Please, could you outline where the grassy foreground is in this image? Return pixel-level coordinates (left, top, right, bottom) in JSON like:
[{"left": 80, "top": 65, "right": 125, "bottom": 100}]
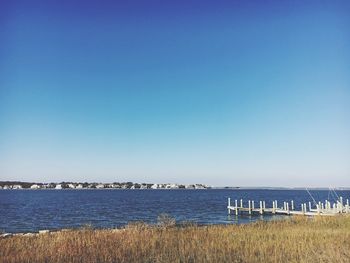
[{"left": 1, "top": 216, "right": 350, "bottom": 263}]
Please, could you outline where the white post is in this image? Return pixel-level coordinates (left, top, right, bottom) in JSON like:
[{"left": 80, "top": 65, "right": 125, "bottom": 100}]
[
  {"left": 228, "top": 198, "right": 231, "bottom": 214},
  {"left": 340, "top": 197, "right": 343, "bottom": 213},
  {"left": 259, "top": 201, "right": 263, "bottom": 214},
  {"left": 240, "top": 199, "right": 243, "bottom": 208},
  {"left": 272, "top": 201, "right": 276, "bottom": 214},
  {"left": 263, "top": 201, "right": 266, "bottom": 210},
  {"left": 275, "top": 200, "right": 278, "bottom": 209},
  {"left": 248, "top": 200, "right": 251, "bottom": 215},
  {"left": 283, "top": 202, "right": 286, "bottom": 211},
  {"left": 291, "top": 200, "right": 294, "bottom": 210},
  {"left": 346, "top": 199, "right": 349, "bottom": 213},
  {"left": 287, "top": 202, "right": 290, "bottom": 215},
  {"left": 252, "top": 200, "right": 255, "bottom": 210},
  {"left": 235, "top": 200, "right": 238, "bottom": 215},
  {"left": 308, "top": 202, "right": 312, "bottom": 211}
]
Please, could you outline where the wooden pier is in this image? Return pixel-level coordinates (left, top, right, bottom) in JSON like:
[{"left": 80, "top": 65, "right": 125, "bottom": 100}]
[{"left": 227, "top": 197, "right": 350, "bottom": 217}]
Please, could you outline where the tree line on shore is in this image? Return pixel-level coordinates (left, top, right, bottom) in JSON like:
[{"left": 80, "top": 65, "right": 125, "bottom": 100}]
[{"left": 0, "top": 181, "right": 209, "bottom": 190}]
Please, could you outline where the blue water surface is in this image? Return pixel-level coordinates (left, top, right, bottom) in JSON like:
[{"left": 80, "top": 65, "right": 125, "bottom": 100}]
[{"left": 0, "top": 189, "right": 349, "bottom": 233}]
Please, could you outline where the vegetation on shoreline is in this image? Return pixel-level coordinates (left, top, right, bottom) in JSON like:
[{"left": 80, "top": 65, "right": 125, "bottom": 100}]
[
  {"left": 0, "top": 181, "right": 208, "bottom": 190},
  {"left": 1, "top": 216, "right": 350, "bottom": 263}
]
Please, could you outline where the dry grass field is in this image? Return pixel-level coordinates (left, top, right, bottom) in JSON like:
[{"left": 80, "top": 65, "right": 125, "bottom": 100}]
[{"left": 1, "top": 215, "right": 350, "bottom": 263}]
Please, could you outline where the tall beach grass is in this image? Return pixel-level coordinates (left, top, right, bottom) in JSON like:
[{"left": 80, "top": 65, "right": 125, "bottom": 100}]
[{"left": 1, "top": 215, "right": 349, "bottom": 263}]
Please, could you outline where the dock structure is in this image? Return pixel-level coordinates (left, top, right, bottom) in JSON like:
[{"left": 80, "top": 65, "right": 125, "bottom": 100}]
[{"left": 227, "top": 197, "right": 350, "bottom": 217}]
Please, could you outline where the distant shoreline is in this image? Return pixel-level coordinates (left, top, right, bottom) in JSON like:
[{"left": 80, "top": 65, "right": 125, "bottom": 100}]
[
  {"left": 0, "top": 181, "right": 208, "bottom": 190},
  {"left": 1, "top": 181, "right": 349, "bottom": 191}
]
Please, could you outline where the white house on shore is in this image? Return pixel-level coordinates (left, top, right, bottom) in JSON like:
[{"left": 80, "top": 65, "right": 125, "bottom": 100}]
[
  {"left": 30, "top": 184, "right": 40, "bottom": 189},
  {"left": 55, "top": 184, "right": 62, "bottom": 189}
]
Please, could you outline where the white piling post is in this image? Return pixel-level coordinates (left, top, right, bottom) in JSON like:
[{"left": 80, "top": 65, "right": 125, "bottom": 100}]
[
  {"left": 228, "top": 198, "right": 231, "bottom": 214},
  {"left": 337, "top": 201, "right": 340, "bottom": 213},
  {"left": 272, "top": 201, "right": 276, "bottom": 214},
  {"left": 275, "top": 200, "right": 278, "bottom": 209},
  {"left": 308, "top": 202, "right": 312, "bottom": 211},
  {"left": 263, "top": 201, "right": 266, "bottom": 210},
  {"left": 259, "top": 201, "right": 263, "bottom": 214},
  {"left": 283, "top": 202, "right": 286, "bottom": 211},
  {"left": 248, "top": 200, "right": 251, "bottom": 215},
  {"left": 252, "top": 200, "right": 255, "bottom": 210},
  {"left": 235, "top": 200, "right": 238, "bottom": 215},
  {"left": 291, "top": 200, "right": 294, "bottom": 210},
  {"left": 287, "top": 202, "right": 290, "bottom": 215},
  {"left": 346, "top": 199, "right": 349, "bottom": 213},
  {"left": 240, "top": 199, "right": 243, "bottom": 208},
  {"left": 340, "top": 197, "right": 343, "bottom": 213}
]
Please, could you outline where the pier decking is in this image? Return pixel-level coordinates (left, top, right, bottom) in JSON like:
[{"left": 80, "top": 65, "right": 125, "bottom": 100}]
[{"left": 227, "top": 197, "right": 350, "bottom": 216}]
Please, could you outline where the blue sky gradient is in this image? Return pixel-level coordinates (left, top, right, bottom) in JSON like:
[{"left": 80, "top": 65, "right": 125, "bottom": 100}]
[{"left": 1, "top": 1, "right": 349, "bottom": 186}]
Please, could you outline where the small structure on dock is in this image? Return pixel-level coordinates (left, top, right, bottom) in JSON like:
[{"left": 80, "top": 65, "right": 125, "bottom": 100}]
[{"left": 227, "top": 197, "right": 350, "bottom": 217}]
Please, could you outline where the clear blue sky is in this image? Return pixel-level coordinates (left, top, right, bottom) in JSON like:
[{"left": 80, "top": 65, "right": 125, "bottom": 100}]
[{"left": 1, "top": 0, "right": 349, "bottom": 187}]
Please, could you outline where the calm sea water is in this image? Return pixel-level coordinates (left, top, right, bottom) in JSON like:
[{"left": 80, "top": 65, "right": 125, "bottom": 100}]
[{"left": 1, "top": 189, "right": 349, "bottom": 233}]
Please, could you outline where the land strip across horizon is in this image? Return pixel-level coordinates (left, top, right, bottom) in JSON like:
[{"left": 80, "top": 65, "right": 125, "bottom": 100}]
[{"left": 0, "top": 181, "right": 349, "bottom": 190}]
